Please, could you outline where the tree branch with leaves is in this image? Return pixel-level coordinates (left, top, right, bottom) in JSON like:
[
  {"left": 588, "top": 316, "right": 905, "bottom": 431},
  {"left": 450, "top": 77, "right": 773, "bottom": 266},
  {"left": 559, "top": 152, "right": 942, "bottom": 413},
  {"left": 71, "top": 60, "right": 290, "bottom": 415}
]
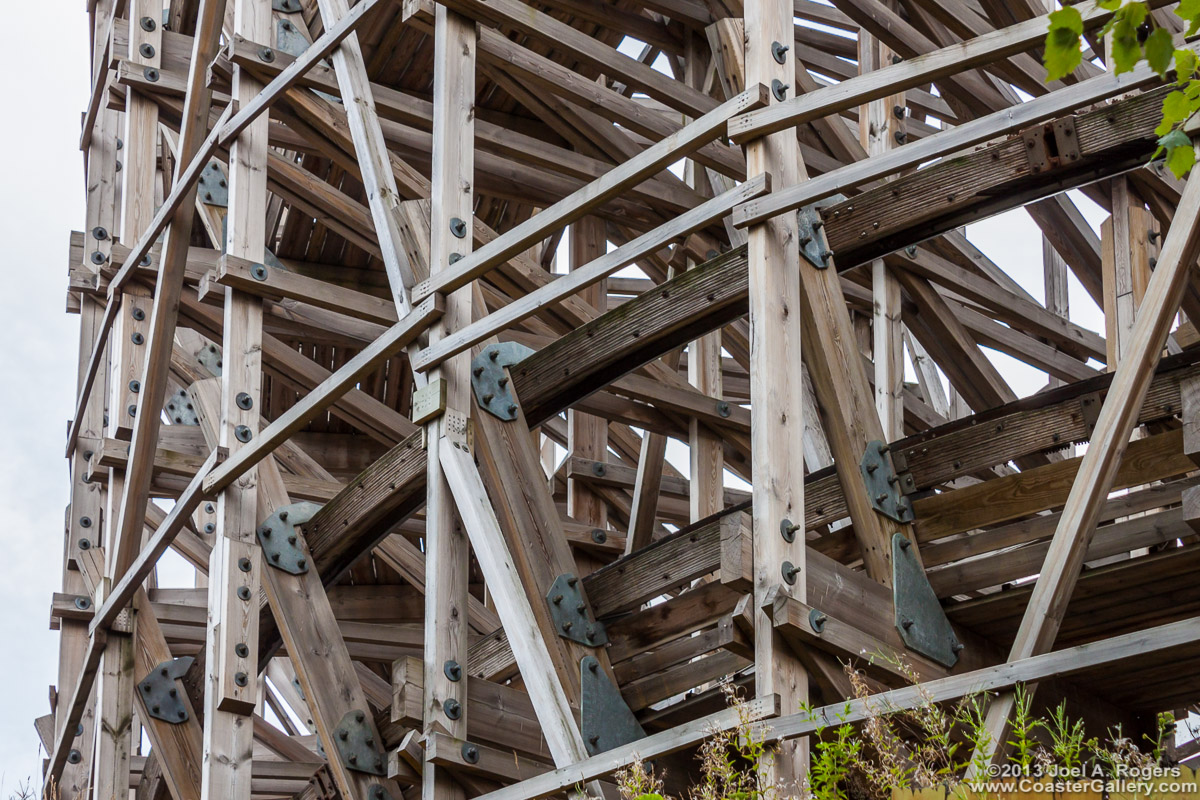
[{"left": 1046, "top": 0, "right": 1200, "bottom": 175}]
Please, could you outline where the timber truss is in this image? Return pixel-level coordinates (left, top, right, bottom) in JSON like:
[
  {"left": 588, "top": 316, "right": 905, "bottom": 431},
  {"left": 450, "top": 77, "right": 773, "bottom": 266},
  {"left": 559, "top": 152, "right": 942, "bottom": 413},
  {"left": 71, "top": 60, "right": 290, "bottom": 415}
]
[{"left": 41, "top": 0, "right": 1200, "bottom": 797}]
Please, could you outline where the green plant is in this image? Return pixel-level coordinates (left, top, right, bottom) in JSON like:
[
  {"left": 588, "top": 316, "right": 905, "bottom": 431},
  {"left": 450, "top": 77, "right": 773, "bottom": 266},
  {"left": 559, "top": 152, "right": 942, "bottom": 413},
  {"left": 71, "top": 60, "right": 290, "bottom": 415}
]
[
  {"left": 803, "top": 702, "right": 860, "bottom": 800},
  {"left": 1044, "top": 1, "right": 1200, "bottom": 177},
  {"left": 615, "top": 665, "right": 1178, "bottom": 800},
  {"left": 1006, "top": 684, "right": 1039, "bottom": 776}
]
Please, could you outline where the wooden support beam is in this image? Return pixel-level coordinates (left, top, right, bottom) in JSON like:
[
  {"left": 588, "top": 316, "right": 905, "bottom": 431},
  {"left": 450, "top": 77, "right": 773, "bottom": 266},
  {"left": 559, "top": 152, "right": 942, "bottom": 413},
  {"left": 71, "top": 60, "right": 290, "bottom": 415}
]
[
  {"left": 199, "top": 0, "right": 269, "bottom": 792},
  {"left": 969, "top": 148, "right": 1200, "bottom": 769},
  {"left": 474, "top": 615, "right": 1200, "bottom": 800},
  {"left": 421, "top": 7, "right": 476, "bottom": 800},
  {"left": 438, "top": 443, "right": 589, "bottom": 766},
  {"left": 410, "top": 86, "right": 767, "bottom": 302},
  {"left": 731, "top": 59, "right": 1179, "bottom": 231},
  {"left": 314, "top": 0, "right": 418, "bottom": 311},
  {"left": 567, "top": 215, "right": 610, "bottom": 575},
  {"left": 738, "top": 0, "right": 812, "bottom": 782}
]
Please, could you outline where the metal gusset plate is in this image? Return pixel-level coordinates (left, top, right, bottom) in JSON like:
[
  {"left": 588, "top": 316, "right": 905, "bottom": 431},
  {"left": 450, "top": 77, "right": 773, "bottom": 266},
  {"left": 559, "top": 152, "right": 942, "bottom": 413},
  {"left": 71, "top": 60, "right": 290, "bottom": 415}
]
[
  {"left": 197, "top": 161, "right": 228, "bottom": 207},
  {"left": 196, "top": 342, "right": 222, "bottom": 376},
  {"left": 276, "top": 18, "right": 309, "bottom": 57},
  {"left": 138, "top": 657, "right": 195, "bottom": 724},
  {"left": 165, "top": 388, "right": 199, "bottom": 426},
  {"left": 471, "top": 342, "right": 535, "bottom": 421},
  {"left": 860, "top": 440, "right": 913, "bottom": 523},
  {"left": 257, "top": 501, "right": 323, "bottom": 574},
  {"left": 547, "top": 573, "right": 607, "bottom": 646},
  {"left": 332, "top": 709, "right": 386, "bottom": 775},
  {"left": 893, "top": 534, "right": 962, "bottom": 668},
  {"left": 797, "top": 193, "right": 844, "bottom": 269},
  {"left": 272, "top": 0, "right": 302, "bottom": 11},
  {"left": 580, "top": 656, "right": 645, "bottom": 755}
]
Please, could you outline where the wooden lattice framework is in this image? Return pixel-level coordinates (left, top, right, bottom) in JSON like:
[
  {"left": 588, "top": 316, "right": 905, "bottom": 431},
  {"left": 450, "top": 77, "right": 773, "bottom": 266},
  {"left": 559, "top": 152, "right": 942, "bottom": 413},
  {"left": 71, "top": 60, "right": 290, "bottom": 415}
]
[{"left": 38, "top": 0, "right": 1200, "bottom": 797}]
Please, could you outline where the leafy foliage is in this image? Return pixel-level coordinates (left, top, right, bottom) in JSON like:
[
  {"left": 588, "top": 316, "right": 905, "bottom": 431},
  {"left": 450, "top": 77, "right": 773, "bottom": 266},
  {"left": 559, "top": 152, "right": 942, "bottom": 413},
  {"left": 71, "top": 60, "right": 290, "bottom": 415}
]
[
  {"left": 616, "top": 665, "right": 1179, "bottom": 800},
  {"left": 1044, "top": 1, "right": 1200, "bottom": 176}
]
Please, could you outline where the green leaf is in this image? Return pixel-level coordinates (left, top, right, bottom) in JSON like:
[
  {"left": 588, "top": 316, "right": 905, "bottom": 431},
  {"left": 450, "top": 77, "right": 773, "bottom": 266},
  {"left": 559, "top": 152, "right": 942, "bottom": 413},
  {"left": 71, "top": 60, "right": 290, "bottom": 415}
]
[
  {"left": 1144, "top": 27, "right": 1174, "bottom": 75},
  {"left": 1176, "top": 49, "right": 1198, "bottom": 85},
  {"left": 1109, "top": 18, "right": 1142, "bottom": 74},
  {"left": 1044, "top": 7, "right": 1084, "bottom": 81},
  {"left": 1157, "top": 90, "right": 1191, "bottom": 136},
  {"left": 1121, "top": 1, "right": 1149, "bottom": 28},
  {"left": 1160, "top": 129, "right": 1197, "bottom": 177},
  {"left": 1159, "top": 128, "right": 1192, "bottom": 150},
  {"left": 1167, "top": 140, "right": 1196, "bottom": 177},
  {"left": 1097, "top": 0, "right": 1122, "bottom": 9},
  {"left": 1177, "top": 0, "right": 1200, "bottom": 36}
]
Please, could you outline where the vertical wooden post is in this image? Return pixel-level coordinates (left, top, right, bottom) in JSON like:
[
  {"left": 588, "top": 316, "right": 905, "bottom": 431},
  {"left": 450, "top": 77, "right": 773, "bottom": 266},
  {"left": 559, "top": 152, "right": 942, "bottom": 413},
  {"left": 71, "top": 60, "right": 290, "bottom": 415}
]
[
  {"left": 744, "top": 0, "right": 810, "bottom": 786},
  {"left": 60, "top": 296, "right": 106, "bottom": 797},
  {"left": 686, "top": 33, "right": 724, "bottom": 524},
  {"left": 92, "top": 0, "right": 164, "bottom": 790},
  {"left": 1102, "top": 180, "right": 1154, "bottom": 368},
  {"left": 860, "top": 5, "right": 905, "bottom": 440},
  {"left": 200, "top": 1, "right": 270, "bottom": 797},
  {"left": 568, "top": 216, "right": 609, "bottom": 571},
  {"left": 423, "top": 6, "right": 476, "bottom": 800}
]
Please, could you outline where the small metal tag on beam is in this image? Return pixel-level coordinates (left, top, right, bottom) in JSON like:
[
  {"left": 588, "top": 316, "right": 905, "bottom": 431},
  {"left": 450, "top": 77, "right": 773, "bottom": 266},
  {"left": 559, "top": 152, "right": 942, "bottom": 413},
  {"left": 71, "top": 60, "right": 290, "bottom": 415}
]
[
  {"left": 581, "top": 656, "right": 645, "bottom": 755},
  {"left": 471, "top": 342, "right": 535, "bottom": 421},
  {"left": 257, "top": 501, "right": 324, "bottom": 574},
  {"left": 893, "top": 534, "right": 962, "bottom": 668},
  {"left": 412, "top": 378, "right": 447, "bottom": 425},
  {"left": 138, "top": 657, "right": 195, "bottom": 724}
]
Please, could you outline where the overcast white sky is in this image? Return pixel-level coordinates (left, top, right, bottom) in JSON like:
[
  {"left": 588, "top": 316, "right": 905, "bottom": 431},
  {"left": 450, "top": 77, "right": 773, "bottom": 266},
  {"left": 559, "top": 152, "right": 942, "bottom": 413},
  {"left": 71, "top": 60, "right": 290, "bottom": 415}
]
[
  {"left": 0, "top": 1, "right": 1122, "bottom": 794},
  {"left": 0, "top": 0, "right": 90, "bottom": 792}
]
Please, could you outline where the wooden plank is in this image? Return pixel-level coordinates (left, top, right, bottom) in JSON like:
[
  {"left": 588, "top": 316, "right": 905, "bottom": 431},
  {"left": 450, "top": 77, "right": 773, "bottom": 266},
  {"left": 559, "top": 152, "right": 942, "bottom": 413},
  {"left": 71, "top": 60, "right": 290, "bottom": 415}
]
[
  {"left": 438, "top": 443, "right": 589, "bottom": 767},
  {"left": 913, "top": 428, "right": 1192, "bottom": 543},
  {"left": 202, "top": 295, "right": 441, "bottom": 495},
  {"left": 815, "top": 85, "right": 1173, "bottom": 270},
  {"left": 731, "top": 57, "right": 1179, "bottom": 230},
  {"left": 315, "top": 0, "right": 419, "bottom": 311},
  {"left": 421, "top": 7, "right": 477, "bottom": 800},
  {"left": 729, "top": 2, "right": 1126, "bottom": 142},
  {"left": 411, "top": 86, "right": 768, "bottom": 302},
  {"left": 511, "top": 247, "right": 750, "bottom": 427},
  {"left": 412, "top": 175, "right": 768, "bottom": 372},
  {"left": 969, "top": 150, "right": 1200, "bottom": 768},
  {"left": 475, "top": 615, "right": 1199, "bottom": 800},
  {"left": 200, "top": 0, "right": 271, "bottom": 788}
]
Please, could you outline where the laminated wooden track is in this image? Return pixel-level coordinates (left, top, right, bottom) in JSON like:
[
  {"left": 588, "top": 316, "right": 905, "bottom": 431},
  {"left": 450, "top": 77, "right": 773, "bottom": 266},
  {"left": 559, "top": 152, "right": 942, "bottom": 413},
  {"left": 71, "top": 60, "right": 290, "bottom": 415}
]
[{"left": 39, "top": 0, "right": 1200, "bottom": 797}]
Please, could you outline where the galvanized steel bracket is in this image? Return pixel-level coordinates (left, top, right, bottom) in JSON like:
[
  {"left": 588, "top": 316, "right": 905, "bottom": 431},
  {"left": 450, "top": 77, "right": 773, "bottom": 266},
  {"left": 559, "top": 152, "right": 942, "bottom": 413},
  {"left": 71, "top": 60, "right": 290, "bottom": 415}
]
[
  {"left": 138, "top": 656, "right": 195, "bottom": 724},
  {"left": 798, "top": 193, "right": 844, "bottom": 269},
  {"left": 272, "top": 0, "right": 302, "bottom": 11},
  {"left": 892, "top": 534, "right": 961, "bottom": 668},
  {"left": 197, "top": 161, "right": 229, "bottom": 207},
  {"left": 471, "top": 342, "right": 534, "bottom": 421},
  {"left": 332, "top": 709, "right": 386, "bottom": 775},
  {"left": 860, "top": 440, "right": 913, "bottom": 523},
  {"left": 580, "top": 656, "right": 645, "bottom": 756},
  {"left": 257, "top": 501, "right": 323, "bottom": 575},
  {"left": 547, "top": 573, "right": 607, "bottom": 646},
  {"left": 276, "top": 18, "right": 309, "bottom": 57},
  {"left": 165, "top": 388, "right": 199, "bottom": 426},
  {"left": 196, "top": 342, "right": 222, "bottom": 377}
]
